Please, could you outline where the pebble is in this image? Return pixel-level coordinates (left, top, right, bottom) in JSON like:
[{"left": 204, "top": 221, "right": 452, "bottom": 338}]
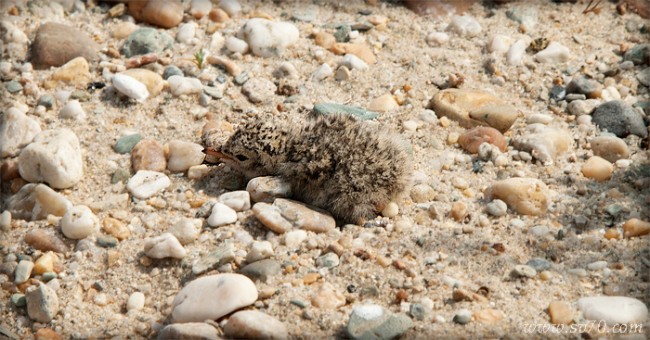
[
  {"left": 241, "top": 77, "right": 276, "bottom": 103},
  {"left": 316, "top": 252, "right": 340, "bottom": 269},
  {"left": 37, "top": 94, "right": 54, "bottom": 109},
  {"left": 163, "top": 65, "right": 183, "bottom": 80},
  {"left": 313, "top": 102, "right": 378, "bottom": 120},
  {"left": 209, "top": 8, "right": 230, "bottom": 23},
  {"left": 312, "top": 63, "right": 332, "bottom": 81},
  {"left": 347, "top": 304, "right": 413, "bottom": 340},
  {"left": 24, "top": 229, "right": 67, "bottom": 253},
  {"left": 165, "top": 140, "right": 205, "bottom": 172},
  {"left": 592, "top": 100, "right": 648, "bottom": 138},
  {"left": 567, "top": 99, "right": 599, "bottom": 116},
  {"left": 101, "top": 217, "right": 130, "bottom": 241},
  {"left": 6, "top": 80, "right": 22, "bottom": 93},
  {"left": 623, "top": 43, "right": 650, "bottom": 65},
  {"left": 112, "top": 73, "right": 149, "bottom": 102},
  {"left": 18, "top": 128, "right": 83, "bottom": 189},
  {"left": 143, "top": 233, "right": 187, "bottom": 259},
  {"left": 246, "top": 240, "right": 274, "bottom": 262},
  {"left": 577, "top": 296, "right": 648, "bottom": 324},
  {"left": 114, "top": 133, "right": 142, "bottom": 154},
  {"left": 246, "top": 176, "right": 292, "bottom": 203},
  {"left": 534, "top": 42, "right": 570, "bottom": 63},
  {"left": 284, "top": 229, "right": 307, "bottom": 248},
  {"left": 410, "top": 184, "right": 435, "bottom": 203},
  {"left": 176, "top": 23, "right": 196, "bottom": 44},
  {"left": 548, "top": 301, "right": 574, "bottom": 325},
  {"left": 50, "top": 57, "right": 90, "bottom": 86},
  {"left": 506, "top": 6, "right": 538, "bottom": 31},
  {"left": 167, "top": 75, "right": 203, "bottom": 96},
  {"left": 33, "top": 252, "right": 56, "bottom": 275},
  {"left": 598, "top": 138, "right": 628, "bottom": 162},
  {"left": 127, "top": 170, "right": 171, "bottom": 200},
  {"left": 130, "top": 0, "right": 184, "bottom": 28},
  {"left": 192, "top": 243, "right": 235, "bottom": 275},
  {"left": 637, "top": 67, "right": 650, "bottom": 86},
  {"left": 253, "top": 198, "right": 336, "bottom": 234},
  {"left": 506, "top": 39, "right": 527, "bottom": 65},
  {"left": 121, "top": 68, "right": 165, "bottom": 97},
  {"left": 111, "top": 21, "right": 138, "bottom": 39},
  {"left": 526, "top": 258, "right": 551, "bottom": 272},
  {"left": 127, "top": 292, "right": 145, "bottom": 312},
  {"left": 203, "top": 85, "right": 224, "bottom": 99},
  {"left": 219, "top": 191, "right": 251, "bottom": 211},
  {"left": 428, "top": 89, "right": 518, "bottom": 133},
  {"left": 120, "top": 28, "right": 173, "bottom": 58},
  {"left": 381, "top": 202, "right": 399, "bottom": 218},
  {"left": 453, "top": 309, "right": 473, "bottom": 324},
  {"left": 168, "top": 218, "right": 201, "bottom": 245},
  {"left": 368, "top": 94, "right": 399, "bottom": 113},
  {"left": 473, "top": 309, "right": 504, "bottom": 325},
  {"left": 486, "top": 178, "right": 549, "bottom": 216},
  {"left": 0, "top": 107, "right": 41, "bottom": 158},
  {"left": 11, "top": 294, "right": 26, "bottom": 307},
  {"left": 512, "top": 124, "right": 571, "bottom": 164},
  {"left": 511, "top": 264, "right": 537, "bottom": 278},
  {"left": 339, "top": 54, "right": 369, "bottom": 70},
  {"left": 426, "top": 32, "right": 449, "bottom": 46},
  {"left": 581, "top": 156, "right": 614, "bottom": 182},
  {"left": 623, "top": 218, "right": 650, "bottom": 238},
  {"left": 566, "top": 75, "right": 602, "bottom": 98},
  {"left": 187, "top": 164, "right": 210, "bottom": 179},
  {"left": 8, "top": 183, "right": 72, "bottom": 221},
  {"left": 240, "top": 259, "right": 282, "bottom": 282},
  {"left": 132, "top": 139, "right": 167, "bottom": 172},
  {"left": 225, "top": 36, "right": 249, "bottom": 54},
  {"left": 207, "top": 202, "right": 238, "bottom": 227},
  {"left": 14, "top": 260, "right": 34, "bottom": 284},
  {"left": 334, "top": 66, "right": 351, "bottom": 81},
  {"left": 219, "top": 0, "right": 242, "bottom": 16},
  {"left": 158, "top": 323, "right": 220, "bottom": 340},
  {"left": 486, "top": 199, "right": 507, "bottom": 217},
  {"left": 238, "top": 18, "right": 299, "bottom": 57},
  {"left": 527, "top": 114, "right": 553, "bottom": 125},
  {"left": 488, "top": 34, "right": 512, "bottom": 55},
  {"left": 224, "top": 310, "right": 288, "bottom": 339},
  {"left": 312, "top": 283, "right": 346, "bottom": 309},
  {"left": 458, "top": 126, "right": 507, "bottom": 154},
  {"left": 31, "top": 22, "right": 99, "bottom": 68},
  {"left": 61, "top": 205, "right": 98, "bottom": 239},
  {"left": 447, "top": 15, "right": 482, "bottom": 37},
  {"left": 171, "top": 273, "right": 258, "bottom": 323},
  {"left": 26, "top": 284, "right": 59, "bottom": 323},
  {"left": 587, "top": 260, "right": 608, "bottom": 270},
  {"left": 0, "top": 210, "right": 10, "bottom": 230}
]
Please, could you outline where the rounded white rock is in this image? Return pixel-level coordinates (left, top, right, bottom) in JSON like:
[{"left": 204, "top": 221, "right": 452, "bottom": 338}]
[
  {"left": 112, "top": 73, "right": 149, "bottom": 102},
  {"left": 224, "top": 310, "right": 288, "bottom": 339},
  {"left": 0, "top": 107, "right": 41, "bottom": 158},
  {"left": 59, "top": 100, "right": 86, "bottom": 121},
  {"left": 168, "top": 217, "right": 202, "bottom": 245},
  {"left": 176, "top": 23, "right": 196, "bottom": 44},
  {"left": 171, "top": 273, "right": 258, "bottom": 323},
  {"left": 238, "top": 18, "right": 299, "bottom": 57},
  {"left": 246, "top": 240, "right": 274, "bottom": 262},
  {"left": 143, "top": 233, "right": 187, "bottom": 259},
  {"left": 127, "top": 292, "right": 145, "bottom": 311},
  {"left": 127, "top": 170, "right": 171, "bottom": 200},
  {"left": 447, "top": 15, "right": 482, "bottom": 37},
  {"left": 339, "top": 54, "right": 368, "bottom": 70},
  {"left": 207, "top": 202, "right": 238, "bottom": 227},
  {"left": 577, "top": 296, "right": 648, "bottom": 325},
  {"left": 225, "top": 36, "right": 249, "bottom": 54},
  {"left": 534, "top": 42, "right": 570, "bottom": 64},
  {"left": 167, "top": 75, "right": 203, "bottom": 96},
  {"left": 218, "top": 191, "right": 251, "bottom": 212},
  {"left": 60, "top": 205, "right": 98, "bottom": 239},
  {"left": 166, "top": 140, "right": 205, "bottom": 172}
]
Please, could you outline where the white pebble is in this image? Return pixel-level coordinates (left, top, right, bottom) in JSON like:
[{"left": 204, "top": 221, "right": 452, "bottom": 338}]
[
  {"left": 339, "top": 54, "right": 368, "bottom": 70},
  {"left": 127, "top": 292, "right": 145, "bottom": 311},
  {"left": 190, "top": 0, "right": 212, "bottom": 18},
  {"left": 176, "top": 23, "right": 196, "bottom": 44},
  {"left": 488, "top": 34, "right": 512, "bottom": 55},
  {"left": 187, "top": 164, "right": 210, "bottom": 179},
  {"left": 426, "top": 32, "right": 449, "bottom": 46},
  {"left": 587, "top": 260, "right": 607, "bottom": 270},
  {"left": 534, "top": 42, "right": 570, "bottom": 64},
  {"left": 238, "top": 18, "right": 298, "bottom": 57},
  {"left": 144, "top": 233, "right": 187, "bottom": 259},
  {"left": 381, "top": 202, "right": 399, "bottom": 218},
  {"left": 225, "top": 36, "right": 249, "bottom": 54},
  {"left": 112, "top": 73, "right": 149, "bottom": 102},
  {"left": 274, "top": 62, "right": 298, "bottom": 79},
  {"left": 577, "top": 296, "right": 648, "bottom": 324},
  {"left": 402, "top": 120, "right": 418, "bottom": 131},
  {"left": 246, "top": 240, "right": 274, "bottom": 262},
  {"left": 447, "top": 15, "right": 482, "bottom": 37},
  {"left": 166, "top": 140, "right": 205, "bottom": 172},
  {"left": 246, "top": 176, "right": 292, "bottom": 203},
  {"left": 486, "top": 199, "right": 507, "bottom": 217},
  {"left": 527, "top": 114, "right": 553, "bottom": 125},
  {"left": 218, "top": 191, "right": 251, "bottom": 211},
  {"left": 18, "top": 128, "right": 83, "bottom": 189},
  {"left": 167, "top": 75, "right": 203, "bottom": 96},
  {"left": 126, "top": 170, "right": 171, "bottom": 200},
  {"left": 0, "top": 210, "right": 11, "bottom": 230},
  {"left": 207, "top": 202, "right": 238, "bottom": 227},
  {"left": 284, "top": 229, "right": 307, "bottom": 248},
  {"left": 0, "top": 107, "right": 41, "bottom": 158},
  {"left": 60, "top": 205, "right": 98, "bottom": 239},
  {"left": 168, "top": 218, "right": 202, "bottom": 245},
  {"left": 218, "top": 0, "right": 241, "bottom": 16},
  {"left": 506, "top": 39, "right": 527, "bottom": 65},
  {"left": 576, "top": 115, "right": 592, "bottom": 125},
  {"left": 311, "top": 63, "right": 332, "bottom": 81},
  {"left": 59, "top": 100, "right": 86, "bottom": 121},
  {"left": 224, "top": 310, "right": 288, "bottom": 339}
]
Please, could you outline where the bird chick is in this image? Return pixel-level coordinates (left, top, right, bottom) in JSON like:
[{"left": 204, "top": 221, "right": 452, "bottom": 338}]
[{"left": 203, "top": 114, "right": 412, "bottom": 224}]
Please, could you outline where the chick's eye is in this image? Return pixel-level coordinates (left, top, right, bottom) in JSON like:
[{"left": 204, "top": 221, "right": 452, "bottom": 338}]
[{"left": 235, "top": 154, "right": 248, "bottom": 162}]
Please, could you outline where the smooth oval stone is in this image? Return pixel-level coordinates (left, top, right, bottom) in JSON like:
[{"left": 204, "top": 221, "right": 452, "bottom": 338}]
[
  {"left": 368, "top": 94, "right": 399, "bottom": 113},
  {"left": 592, "top": 100, "right": 648, "bottom": 138},
  {"left": 167, "top": 75, "right": 203, "bottom": 96},
  {"left": 548, "top": 301, "right": 574, "bottom": 325},
  {"left": 238, "top": 18, "right": 299, "bottom": 57},
  {"left": 171, "top": 273, "right": 258, "bottom": 323},
  {"left": 240, "top": 259, "right": 281, "bottom": 282},
  {"left": 131, "top": 0, "right": 184, "bottom": 28},
  {"left": 223, "top": 310, "right": 288, "bottom": 339},
  {"left": 120, "top": 68, "right": 165, "bottom": 97},
  {"left": 252, "top": 202, "right": 293, "bottom": 233},
  {"left": 112, "top": 73, "right": 149, "bottom": 102},
  {"left": 127, "top": 170, "right": 171, "bottom": 199},
  {"left": 312, "top": 103, "right": 378, "bottom": 120},
  {"left": 31, "top": 22, "right": 99, "bottom": 68},
  {"left": 207, "top": 202, "right": 238, "bottom": 227},
  {"left": 114, "top": 133, "right": 142, "bottom": 154},
  {"left": 143, "top": 233, "right": 186, "bottom": 259},
  {"left": 486, "top": 178, "right": 549, "bottom": 216},
  {"left": 218, "top": 191, "right": 251, "bottom": 211},
  {"left": 581, "top": 156, "right": 613, "bottom": 182},
  {"left": 623, "top": 218, "right": 650, "bottom": 238},
  {"left": 458, "top": 126, "right": 507, "bottom": 154},
  {"left": 577, "top": 296, "right": 648, "bottom": 324},
  {"left": 428, "top": 89, "right": 519, "bottom": 133},
  {"left": 158, "top": 323, "right": 220, "bottom": 340},
  {"left": 127, "top": 292, "right": 145, "bottom": 311},
  {"left": 590, "top": 136, "right": 630, "bottom": 162},
  {"left": 165, "top": 140, "right": 205, "bottom": 172},
  {"left": 60, "top": 205, "right": 98, "bottom": 240},
  {"left": 132, "top": 139, "right": 166, "bottom": 172}
]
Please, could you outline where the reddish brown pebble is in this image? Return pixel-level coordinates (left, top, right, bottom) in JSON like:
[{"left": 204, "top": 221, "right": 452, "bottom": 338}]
[
  {"left": 492, "top": 243, "right": 506, "bottom": 253},
  {"left": 35, "top": 328, "right": 63, "bottom": 340},
  {"left": 604, "top": 229, "right": 620, "bottom": 240},
  {"left": 1, "top": 158, "right": 20, "bottom": 181},
  {"left": 395, "top": 289, "right": 408, "bottom": 303},
  {"left": 450, "top": 202, "right": 468, "bottom": 221},
  {"left": 623, "top": 218, "right": 650, "bottom": 238},
  {"left": 393, "top": 259, "right": 407, "bottom": 270},
  {"left": 25, "top": 229, "right": 67, "bottom": 253},
  {"left": 131, "top": 139, "right": 166, "bottom": 172},
  {"left": 126, "top": 53, "right": 158, "bottom": 69},
  {"left": 208, "top": 8, "right": 230, "bottom": 22},
  {"left": 458, "top": 126, "right": 507, "bottom": 154}
]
